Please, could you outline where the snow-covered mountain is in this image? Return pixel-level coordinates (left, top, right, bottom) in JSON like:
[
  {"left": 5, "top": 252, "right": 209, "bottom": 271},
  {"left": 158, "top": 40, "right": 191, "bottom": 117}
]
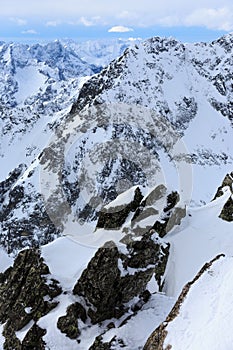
[
  {"left": 0, "top": 178, "right": 232, "bottom": 349},
  {"left": 1, "top": 34, "right": 232, "bottom": 252},
  {"left": 0, "top": 34, "right": 232, "bottom": 349},
  {"left": 62, "top": 38, "right": 141, "bottom": 67},
  {"left": 0, "top": 38, "right": 139, "bottom": 179}
]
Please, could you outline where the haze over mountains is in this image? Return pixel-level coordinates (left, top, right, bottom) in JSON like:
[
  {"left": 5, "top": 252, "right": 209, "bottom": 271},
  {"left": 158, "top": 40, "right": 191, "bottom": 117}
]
[{"left": 0, "top": 34, "right": 232, "bottom": 349}]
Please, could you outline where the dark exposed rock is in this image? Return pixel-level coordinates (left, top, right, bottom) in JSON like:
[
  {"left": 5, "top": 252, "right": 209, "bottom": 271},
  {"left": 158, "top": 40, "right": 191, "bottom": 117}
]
[
  {"left": 0, "top": 164, "right": 26, "bottom": 206},
  {"left": 96, "top": 187, "right": 143, "bottom": 230},
  {"left": 0, "top": 184, "right": 60, "bottom": 254},
  {"left": 2, "top": 321, "right": 22, "bottom": 350},
  {"left": 88, "top": 335, "right": 113, "bottom": 350},
  {"left": 212, "top": 172, "right": 233, "bottom": 222},
  {"left": 89, "top": 334, "right": 126, "bottom": 350},
  {"left": 131, "top": 290, "right": 151, "bottom": 313},
  {"left": 21, "top": 324, "right": 46, "bottom": 350},
  {"left": 220, "top": 197, "right": 233, "bottom": 222},
  {"left": 73, "top": 242, "right": 122, "bottom": 323},
  {"left": 213, "top": 172, "right": 233, "bottom": 200},
  {"left": 0, "top": 248, "right": 62, "bottom": 349},
  {"left": 124, "top": 232, "right": 168, "bottom": 273},
  {"left": 70, "top": 51, "right": 127, "bottom": 114},
  {"left": 57, "top": 302, "right": 86, "bottom": 339},
  {"left": 73, "top": 234, "right": 169, "bottom": 324},
  {"left": 132, "top": 185, "right": 166, "bottom": 224},
  {"left": 152, "top": 192, "right": 186, "bottom": 237}
]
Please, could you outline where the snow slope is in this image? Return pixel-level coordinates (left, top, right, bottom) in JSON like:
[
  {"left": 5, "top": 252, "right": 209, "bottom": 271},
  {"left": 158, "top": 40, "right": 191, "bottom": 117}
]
[
  {"left": 164, "top": 256, "right": 233, "bottom": 350},
  {"left": 73, "top": 34, "right": 233, "bottom": 206},
  {"left": 0, "top": 248, "right": 13, "bottom": 272},
  {"left": 164, "top": 187, "right": 233, "bottom": 297}
]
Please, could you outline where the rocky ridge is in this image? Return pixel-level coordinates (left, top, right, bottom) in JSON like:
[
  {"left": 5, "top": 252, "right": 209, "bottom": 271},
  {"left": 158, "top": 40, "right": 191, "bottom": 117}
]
[{"left": 0, "top": 185, "right": 175, "bottom": 349}]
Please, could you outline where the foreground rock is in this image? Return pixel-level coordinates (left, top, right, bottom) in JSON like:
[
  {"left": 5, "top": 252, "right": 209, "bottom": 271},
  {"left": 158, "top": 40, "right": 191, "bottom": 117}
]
[
  {"left": 0, "top": 183, "right": 187, "bottom": 348},
  {"left": 72, "top": 234, "right": 169, "bottom": 325},
  {"left": 0, "top": 248, "right": 62, "bottom": 349}
]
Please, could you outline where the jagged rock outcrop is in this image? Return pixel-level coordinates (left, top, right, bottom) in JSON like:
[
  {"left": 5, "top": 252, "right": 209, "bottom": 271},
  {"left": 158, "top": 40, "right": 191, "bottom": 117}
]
[
  {"left": 89, "top": 335, "right": 113, "bottom": 350},
  {"left": 88, "top": 334, "right": 127, "bottom": 350},
  {"left": 220, "top": 196, "right": 233, "bottom": 222},
  {"left": 71, "top": 232, "right": 169, "bottom": 324},
  {"left": 0, "top": 248, "right": 62, "bottom": 349},
  {"left": 96, "top": 187, "right": 144, "bottom": 229},
  {"left": 21, "top": 324, "right": 47, "bottom": 350},
  {"left": 213, "top": 172, "right": 233, "bottom": 222},
  {"left": 55, "top": 184, "right": 185, "bottom": 342}
]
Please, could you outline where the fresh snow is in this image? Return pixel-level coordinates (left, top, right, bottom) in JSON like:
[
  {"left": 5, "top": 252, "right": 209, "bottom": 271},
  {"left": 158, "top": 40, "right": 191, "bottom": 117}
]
[
  {"left": 164, "top": 187, "right": 233, "bottom": 297},
  {"left": 0, "top": 247, "right": 13, "bottom": 272},
  {"left": 104, "top": 185, "right": 139, "bottom": 209},
  {"left": 0, "top": 34, "right": 233, "bottom": 350},
  {"left": 164, "top": 257, "right": 233, "bottom": 350},
  {"left": 41, "top": 236, "right": 97, "bottom": 290},
  {"left": 101, "top": 293, "right": 174, "bottom": 350},
  {"left": 15, "top": 65, "right": 46, "bottom": 103}
]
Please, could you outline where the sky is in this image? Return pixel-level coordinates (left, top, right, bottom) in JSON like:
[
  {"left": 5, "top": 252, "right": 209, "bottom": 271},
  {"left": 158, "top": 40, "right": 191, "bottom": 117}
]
[{"left": 0, "top": 0, "right": 233, "bottom": 43}]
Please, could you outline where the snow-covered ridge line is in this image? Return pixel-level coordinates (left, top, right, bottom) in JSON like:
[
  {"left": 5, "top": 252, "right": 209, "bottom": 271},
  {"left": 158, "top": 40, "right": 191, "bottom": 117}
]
[{"left": 144, "top": 253, "right": 225, "bottom": 350}]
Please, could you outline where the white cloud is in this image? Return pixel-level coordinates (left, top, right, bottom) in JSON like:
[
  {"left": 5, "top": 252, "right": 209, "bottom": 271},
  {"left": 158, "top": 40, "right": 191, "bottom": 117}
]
[
  {"left": 46, "top": 20, "right": 61, "bottom": 27},
  {"left": 79, "top": 17, "right": 94, "bottom": 27},
  {"left": 66, "top": 16, "right": 103, "bottom": 26},
  {"left": 21, "top": 29, "right": 38, "bottom": 35},
  {"left": 10, "top": 17, "right": 27, "bottom": 26},
  {"left": 108, "top": 26, "right": 133, "bottom": 33},
  {"left": 185, "top": 7, "right": 233, "bottom": 31},
  {"left": 2, "top": 0, "right": 233, "bottom": 32},
  {"left": 158, "top": 15, "right": 181, "bottom": 27}
]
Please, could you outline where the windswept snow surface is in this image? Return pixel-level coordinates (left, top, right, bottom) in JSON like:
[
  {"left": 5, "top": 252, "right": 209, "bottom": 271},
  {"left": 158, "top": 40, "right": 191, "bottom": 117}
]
[
  {"left": 101, "top": 293, "right": 174, "bottom": 350},
  {"left": 1, "top": 188, "right": 233, "bottom": 349},
  {"left": 164, "top": 187, "right": 233, "bottom": 297},
  {"left": 104, "top": 185, "right": 139, "bottom": 209},
  {"left": 15, "top": 65, "right": 46, "bottom": 103},
  {"left": 0, "top": 248, "right": 13, "bottom": 272},
  {"left": 164, "top": 256, "right": 233, "bottom": 350},
  {"left": 41, "top": 236, "right": 97, "bottom": 290}
]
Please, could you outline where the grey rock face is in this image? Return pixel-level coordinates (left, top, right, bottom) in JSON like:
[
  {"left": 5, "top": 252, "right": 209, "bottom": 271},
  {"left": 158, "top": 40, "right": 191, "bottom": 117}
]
[
  {"left": 57, "top": 302, "right": 87, "bottom": 339},
  {"left": 0, "top": 166, "right": 59, "bottom": 254}
]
